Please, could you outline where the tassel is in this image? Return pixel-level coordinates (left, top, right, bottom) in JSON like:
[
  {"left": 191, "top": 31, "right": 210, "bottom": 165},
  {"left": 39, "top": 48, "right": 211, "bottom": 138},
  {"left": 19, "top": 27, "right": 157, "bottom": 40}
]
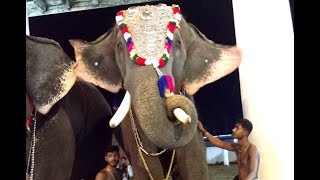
[
  {"left": 26, "top": 93, "right": 33, "bottom": 132},
  {"left": 26, "top": 117, "right": 31, "bottom": 132},
  {"left": 158, "top": 74, "right": 174, "bottom": 97}
]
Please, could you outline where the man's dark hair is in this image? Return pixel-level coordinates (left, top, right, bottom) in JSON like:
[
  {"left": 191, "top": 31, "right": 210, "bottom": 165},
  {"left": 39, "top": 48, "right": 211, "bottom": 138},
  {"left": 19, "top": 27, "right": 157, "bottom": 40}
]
[
  {"left": 105, "top": 145, "right": 119, "bottom": 155},
  {"left": 236, "top": 118, "right": 253, "bottom": 135}
]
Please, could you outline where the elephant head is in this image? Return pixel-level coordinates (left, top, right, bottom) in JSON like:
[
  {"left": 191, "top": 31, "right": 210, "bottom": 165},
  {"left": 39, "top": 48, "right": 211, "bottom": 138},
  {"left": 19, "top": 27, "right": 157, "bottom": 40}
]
[
  {"left": 26, "top": 35, "right": 77, "bottom": 114},
  {"left": 69, "top": 4, "right": 241, "bottom": 149}
]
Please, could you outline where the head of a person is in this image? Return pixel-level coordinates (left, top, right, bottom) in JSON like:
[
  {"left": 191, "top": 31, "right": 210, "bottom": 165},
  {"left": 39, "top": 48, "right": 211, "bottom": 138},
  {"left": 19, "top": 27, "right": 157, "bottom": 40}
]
[
  {"left": 232, "top": 118, "right": 253, "bottom": 139},
  {"left": 104, "top": 145, "right": 120, "bottom": 167},
  {"left": 119, "top": 156, "right": 127, "bottom": 166}
]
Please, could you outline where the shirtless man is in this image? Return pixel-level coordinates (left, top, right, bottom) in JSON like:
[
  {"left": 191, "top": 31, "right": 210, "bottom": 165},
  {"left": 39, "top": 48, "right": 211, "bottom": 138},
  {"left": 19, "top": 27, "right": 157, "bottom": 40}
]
[
  {"left": 95, "top": 145, "right": 123, "bottom": 180},
  {"left": 198, "top": 118, "right": 260, "bottom": 180}
]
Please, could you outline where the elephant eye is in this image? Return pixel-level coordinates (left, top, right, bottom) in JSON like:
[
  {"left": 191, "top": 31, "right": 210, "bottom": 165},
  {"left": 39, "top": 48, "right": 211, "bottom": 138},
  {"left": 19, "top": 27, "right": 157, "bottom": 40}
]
[
  {"left": 173, "top": 40, "right": 181, "bottom": 48},
  {"left": 93, "top": 55, "right": 103, "bottom": 67},
  {"left": 117, "top": 43, "right": 123, "bottom": 50}
]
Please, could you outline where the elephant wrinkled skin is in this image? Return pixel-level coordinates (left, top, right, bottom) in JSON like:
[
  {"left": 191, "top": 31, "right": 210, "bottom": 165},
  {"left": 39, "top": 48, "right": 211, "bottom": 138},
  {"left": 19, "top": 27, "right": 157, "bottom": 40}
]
[
  {"left": 70, "top": 4, "right": 242, "bottom": 180},
  {"left": 26, "top": 35, "right": 113, "bottom": 180}
]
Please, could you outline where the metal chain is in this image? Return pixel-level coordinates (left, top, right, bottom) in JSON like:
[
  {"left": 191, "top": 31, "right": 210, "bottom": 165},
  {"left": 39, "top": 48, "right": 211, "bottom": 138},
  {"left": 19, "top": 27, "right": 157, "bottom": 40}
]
[
  {"left": 106, "top": 167, "right": 116, "bottom": 180},
  {"left": 29, "top": 110, "right": 37, "bottom": 180},
  {"left": 26, "top": 127, "right": 33, "bottom": 174},
  {"left": 129, "top": 108, "right": 167, "bottom": 156},
  {"left": 133, "top": 123, "right": 154, "bottom": 180},
  {"left": 130, "top": 108, "right": 175, "bottom": 180}
]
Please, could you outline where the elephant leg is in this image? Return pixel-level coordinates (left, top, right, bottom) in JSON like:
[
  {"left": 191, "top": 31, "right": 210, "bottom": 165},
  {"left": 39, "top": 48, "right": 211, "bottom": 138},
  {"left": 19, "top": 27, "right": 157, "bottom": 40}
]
[
  {"left": 175, "top": 131, "right": 209, "bottom": 180},
  {"left": 26, "top": 109, "right": 75, "bottom": 180},
  {"left": 121, "top": 115, "right": 165, "bottom": 180}
]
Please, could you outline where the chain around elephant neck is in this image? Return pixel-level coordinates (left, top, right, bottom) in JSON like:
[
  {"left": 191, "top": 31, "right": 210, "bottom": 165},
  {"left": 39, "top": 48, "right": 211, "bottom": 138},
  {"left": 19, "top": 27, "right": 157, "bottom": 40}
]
[
  {"left": 130, "top": 108, "right": 175, "bottom": 180},
  {"left": 129, "top": 108, "right": 167, "bottom": 156},
  {"left": 27, "top": 110, "right": 37, "bottom": 180}
]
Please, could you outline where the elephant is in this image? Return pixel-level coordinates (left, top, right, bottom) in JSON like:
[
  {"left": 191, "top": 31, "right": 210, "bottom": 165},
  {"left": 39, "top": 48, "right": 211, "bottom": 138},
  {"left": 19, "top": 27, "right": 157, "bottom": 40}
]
[
  {"left": 69, "top": 3, "right": 242, "bottom": 180},
  {"left": 26, "top": 35, "right": 114, "bottom": 180}
]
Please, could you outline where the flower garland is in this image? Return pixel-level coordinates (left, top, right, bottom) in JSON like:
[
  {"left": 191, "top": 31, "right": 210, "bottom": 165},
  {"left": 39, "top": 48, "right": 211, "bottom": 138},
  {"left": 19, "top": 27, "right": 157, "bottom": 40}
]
[{"left": 115, "top": 4, "right": 182, "bottom": 68}]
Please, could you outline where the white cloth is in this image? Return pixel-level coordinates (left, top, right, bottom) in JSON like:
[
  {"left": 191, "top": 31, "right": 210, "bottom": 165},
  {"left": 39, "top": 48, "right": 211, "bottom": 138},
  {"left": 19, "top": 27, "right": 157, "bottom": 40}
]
[{"left": 127, "top": 165, "right": 133, "bottom": 177}]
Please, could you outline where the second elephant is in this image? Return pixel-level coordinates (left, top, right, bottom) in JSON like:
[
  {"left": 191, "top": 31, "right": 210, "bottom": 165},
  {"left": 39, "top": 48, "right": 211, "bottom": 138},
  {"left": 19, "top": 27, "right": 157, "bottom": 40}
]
[{"left": 26, "top": 35, "right": 114, "bottom": 180}]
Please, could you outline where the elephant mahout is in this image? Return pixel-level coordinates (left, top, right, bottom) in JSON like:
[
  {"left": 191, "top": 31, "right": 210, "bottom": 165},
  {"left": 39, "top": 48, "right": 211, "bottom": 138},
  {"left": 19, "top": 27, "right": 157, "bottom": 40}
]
[
  {"left": 26, "top": 35, "right": 114, "bottom": 180},
  {"left": 69, "top": 3, "right": 242, "bottom": 180}
]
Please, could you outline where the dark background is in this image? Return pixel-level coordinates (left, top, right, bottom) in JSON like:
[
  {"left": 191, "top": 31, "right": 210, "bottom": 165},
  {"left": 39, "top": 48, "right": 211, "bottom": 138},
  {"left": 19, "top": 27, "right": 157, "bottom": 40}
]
[{"left": 28, "top": 0, "right": 243, "bottom": 136}]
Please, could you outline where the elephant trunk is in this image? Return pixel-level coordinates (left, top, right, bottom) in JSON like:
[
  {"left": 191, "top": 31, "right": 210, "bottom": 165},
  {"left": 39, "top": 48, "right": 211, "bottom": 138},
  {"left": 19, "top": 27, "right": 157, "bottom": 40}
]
[{"left": 127, "top": 66, "right": 198, "bottom": 149}]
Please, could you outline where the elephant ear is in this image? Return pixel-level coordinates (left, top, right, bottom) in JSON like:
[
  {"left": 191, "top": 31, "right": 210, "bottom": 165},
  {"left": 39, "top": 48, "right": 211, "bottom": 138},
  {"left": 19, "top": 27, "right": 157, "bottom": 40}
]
[
  {"left": 181, "top": 22, "right": 242, "bottom": 95},
  {"left": 69, "top": 28, "right": 122, "bottom": 93},
  {"left": 26, "top": 35, "right": 77, "bottom": 114}
]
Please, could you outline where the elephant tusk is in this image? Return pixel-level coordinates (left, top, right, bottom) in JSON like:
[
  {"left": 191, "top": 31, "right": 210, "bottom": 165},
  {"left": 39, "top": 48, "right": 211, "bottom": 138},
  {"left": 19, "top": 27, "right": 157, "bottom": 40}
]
[
  {"left": 173, "top": 108, "right": 191, "bottom": 124},
  {"left": 109, "top": 91, "right": 131, "bottom": 128}
]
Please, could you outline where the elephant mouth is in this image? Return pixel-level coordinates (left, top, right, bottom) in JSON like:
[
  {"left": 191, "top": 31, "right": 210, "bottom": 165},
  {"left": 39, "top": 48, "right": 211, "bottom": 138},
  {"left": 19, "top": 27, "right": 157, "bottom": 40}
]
[
  {"left": 109, "top": 91, "right": 191, "bottom": 128},
  {"left": 109, "top": 89, "right": 197, "bottom": 149}
]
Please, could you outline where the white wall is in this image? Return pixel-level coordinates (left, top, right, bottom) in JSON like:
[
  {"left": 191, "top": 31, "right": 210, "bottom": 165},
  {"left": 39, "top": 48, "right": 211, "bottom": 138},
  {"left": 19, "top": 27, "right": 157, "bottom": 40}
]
[
  {"left": 232, "top": 0, "right": 294, "bottom": 179},
  {"left": 206, "top": 147, "right": 237, "bottom": 165}
]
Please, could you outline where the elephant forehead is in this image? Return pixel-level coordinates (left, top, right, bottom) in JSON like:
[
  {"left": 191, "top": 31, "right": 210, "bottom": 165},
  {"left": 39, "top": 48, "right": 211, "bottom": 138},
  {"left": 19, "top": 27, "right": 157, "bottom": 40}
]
[{"left": 122, "top": 4, "right": 175, "bottom": 60}]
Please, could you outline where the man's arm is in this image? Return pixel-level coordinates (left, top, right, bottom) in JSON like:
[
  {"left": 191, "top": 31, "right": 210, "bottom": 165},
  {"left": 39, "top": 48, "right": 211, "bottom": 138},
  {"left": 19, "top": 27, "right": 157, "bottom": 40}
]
[
  {"left": 203, "top": 130, "right": 236, "bottom": 151},
  {"left": 198, "top": 121, "right": 236, "bottom": 151},
  {"left": 245, "top": 145, "right": 260, "bottom": 180}
]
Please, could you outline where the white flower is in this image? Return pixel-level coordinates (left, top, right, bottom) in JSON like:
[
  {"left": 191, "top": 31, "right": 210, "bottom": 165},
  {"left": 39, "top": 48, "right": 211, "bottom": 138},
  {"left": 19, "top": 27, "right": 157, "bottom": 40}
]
[
  {"left": 167, "top": 30, "right": 174, "bottom": 40},
  {"left": 174, "top": 13, "right": 181, "bottom": 21},
  {"left": 115, "top": 15, "right": 123, "bottom": 22},
  {"left": 123, "top": 32, "right": 131, "bottom": 41},
  {"left": 145, "top": 58, "right": 159, "bottom": 68}
]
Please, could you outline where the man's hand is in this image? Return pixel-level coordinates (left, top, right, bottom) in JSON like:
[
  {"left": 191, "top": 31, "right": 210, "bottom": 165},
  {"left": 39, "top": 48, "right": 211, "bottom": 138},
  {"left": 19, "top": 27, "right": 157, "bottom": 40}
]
[
  {"left": 198, "top": 121, "right": 206, "bottom": 134},
  {"left": 198, "top": 120, "right": 236, "bottom": 152}
]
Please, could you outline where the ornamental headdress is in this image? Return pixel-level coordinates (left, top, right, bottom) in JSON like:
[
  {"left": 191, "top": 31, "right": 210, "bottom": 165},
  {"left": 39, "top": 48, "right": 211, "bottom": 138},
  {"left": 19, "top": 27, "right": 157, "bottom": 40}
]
[{"left": 116, "top": 4, "right": 182, "bottom": 97}]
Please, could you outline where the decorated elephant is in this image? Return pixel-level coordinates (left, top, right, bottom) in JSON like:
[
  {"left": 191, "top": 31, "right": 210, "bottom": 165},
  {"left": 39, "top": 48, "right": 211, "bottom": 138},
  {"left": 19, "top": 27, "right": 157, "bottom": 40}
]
[
  {"left": 69, "top": 3, "right": 241, "bottom": 180},
  {"left": 26, "top": 35, "right": 114, "bottom": 180}
]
